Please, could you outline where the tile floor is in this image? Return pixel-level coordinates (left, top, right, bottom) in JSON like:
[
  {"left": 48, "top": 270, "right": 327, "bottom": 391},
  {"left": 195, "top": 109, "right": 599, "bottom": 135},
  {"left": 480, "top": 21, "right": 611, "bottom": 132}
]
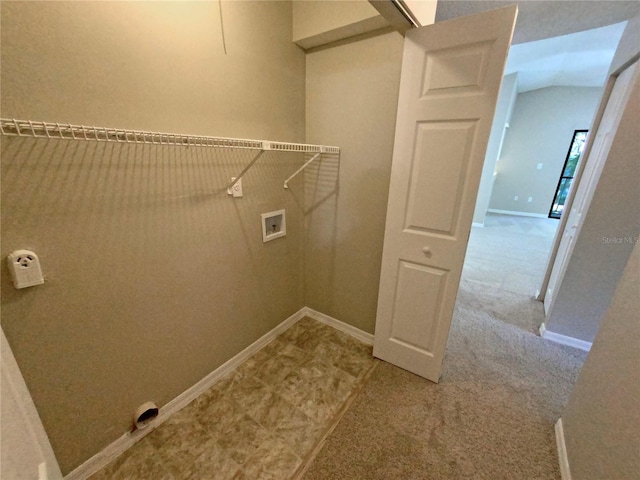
[{"left": 88, "top": 317, "right": 376, "bottom": 480}]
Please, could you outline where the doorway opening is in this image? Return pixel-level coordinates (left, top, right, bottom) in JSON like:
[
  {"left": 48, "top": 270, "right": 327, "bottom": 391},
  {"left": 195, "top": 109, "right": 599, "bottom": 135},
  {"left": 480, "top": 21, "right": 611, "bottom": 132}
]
[{"left": 458, "top": 22, "right": 624, "bottom": 340}]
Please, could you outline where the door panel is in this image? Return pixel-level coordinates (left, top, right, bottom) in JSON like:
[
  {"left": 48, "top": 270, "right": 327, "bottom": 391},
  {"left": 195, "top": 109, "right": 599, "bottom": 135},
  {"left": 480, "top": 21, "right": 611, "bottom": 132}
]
[
  {"left": 374, "top": 6, "right": 517, "bottom": 382},
  {"left": 390, "top": 261, "right": 447, "bottom": 354},
  {"left": 422, "top": 40, "right": 493, "bottom": 96},
  {"left": 405, "top": 121, "right": 477, "bottom": 236}
]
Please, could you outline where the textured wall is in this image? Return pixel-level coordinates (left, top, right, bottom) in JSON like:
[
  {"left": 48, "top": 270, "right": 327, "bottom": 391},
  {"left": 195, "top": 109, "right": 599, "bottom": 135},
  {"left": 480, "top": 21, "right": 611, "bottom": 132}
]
[
  {"left": 304, "top": 31, "right": 404, "bottom": 334},
  {"left": 1, "top": 1, "right": 305, "bottom": 474},
  {"left": 562, "top": 241, "right": 640, "bottom": 479},
  {"left": 489, "top": 86, "right": 602, "bottom": 215}
]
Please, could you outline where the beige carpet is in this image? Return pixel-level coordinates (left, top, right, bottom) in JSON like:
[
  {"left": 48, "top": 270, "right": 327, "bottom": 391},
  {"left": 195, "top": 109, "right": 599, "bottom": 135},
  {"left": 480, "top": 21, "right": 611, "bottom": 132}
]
[{"left": 302, "top": 215, "right": 587, "bottom": 479}]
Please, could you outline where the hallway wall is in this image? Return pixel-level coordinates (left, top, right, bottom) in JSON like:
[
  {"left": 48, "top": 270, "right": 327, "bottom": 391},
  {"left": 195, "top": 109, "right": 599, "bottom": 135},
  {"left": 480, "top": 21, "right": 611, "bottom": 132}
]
[{"left": 562, "top": 241, "right": 640, "bottom": 479}]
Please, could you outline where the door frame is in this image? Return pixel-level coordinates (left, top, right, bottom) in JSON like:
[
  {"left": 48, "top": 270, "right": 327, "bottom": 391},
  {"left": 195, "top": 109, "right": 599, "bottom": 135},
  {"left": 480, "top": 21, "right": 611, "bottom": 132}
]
[
  {"left": 1, "top": 327, "right": 63, "bottom": 480},
  {"left": 537, "top": 16, "right": 640, "bottom": 304}
]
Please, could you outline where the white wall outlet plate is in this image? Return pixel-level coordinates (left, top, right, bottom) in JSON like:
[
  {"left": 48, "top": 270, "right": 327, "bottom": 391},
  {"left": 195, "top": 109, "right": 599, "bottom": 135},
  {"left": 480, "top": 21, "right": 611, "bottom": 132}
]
[
  {"left": 261, "top": 210, "right": 286, "bottom": 243},
  {"left": 7, "top": 250, "right": 44, "bottom": 289},
  {"left": 227, "top": 177, "right": 243, "bottom": 197}
]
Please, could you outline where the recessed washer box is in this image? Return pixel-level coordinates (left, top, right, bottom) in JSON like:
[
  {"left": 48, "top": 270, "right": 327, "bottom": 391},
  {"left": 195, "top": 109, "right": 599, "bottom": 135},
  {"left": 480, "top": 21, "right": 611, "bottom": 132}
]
[{"left": 261, "top": 209, "right": 286, "bottom": 243}]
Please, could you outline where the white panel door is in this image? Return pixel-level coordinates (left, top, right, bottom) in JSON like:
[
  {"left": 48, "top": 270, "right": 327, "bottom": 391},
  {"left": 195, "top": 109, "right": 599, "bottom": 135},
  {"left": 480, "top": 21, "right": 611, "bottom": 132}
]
[
  {"left": 373, "top": 6, "right": 517, "bottom": 382},
  {"left": 543, "top": 60, "right": 639, "bottom": 314}
]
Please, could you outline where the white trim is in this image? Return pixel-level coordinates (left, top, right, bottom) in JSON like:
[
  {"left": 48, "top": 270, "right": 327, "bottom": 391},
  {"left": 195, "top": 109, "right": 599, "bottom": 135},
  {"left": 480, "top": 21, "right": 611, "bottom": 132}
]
[
  {"left": 302, "top": 307, "right": 374, "bottom": 345},
  {"left": 64, "top": 307, "right": 373, "bottom": 479},
  {"left": 539, "top": 323, "right": 592, "bottom": 352},
  {"left": 543, "top": 288, "right": 553, "bottom": 315},
  {"left": 472, "top": 222, "right": 484, "bottom": 227},
  {"left": 2, "top": 328, "right": 64, "bottom": 480},
  {"left": 555, "top": 418, "right": 573, "bottom": 480},
  {"left": 487, "top": 208, "right": 548, "bottom": 218},
  {"left": 65, "top": 308, "right": 306, "bottom": 480}
]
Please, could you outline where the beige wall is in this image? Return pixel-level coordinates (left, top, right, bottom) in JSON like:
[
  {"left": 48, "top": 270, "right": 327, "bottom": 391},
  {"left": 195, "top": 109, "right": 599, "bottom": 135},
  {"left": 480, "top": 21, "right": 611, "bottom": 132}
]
[
  {"left": 292, "top": 0, "right": 388, "bottom": 49},
  {"left": 1, "top": 1, "right": 305, "bottom": 474},
  {"left": 562, "top": 241, "right": 640, "bottom": 479},
  {"left": 304, "top": 30, "right": 404, "bottom": 334},
  {"left": 473, "top": 73, "right": 518, "bottom": 225},
  {"left": 545, "top": 66, "right": 639, "bottom": 343},
  {"left": 489, "top": 86, "right": 602, "bottom": 215}
]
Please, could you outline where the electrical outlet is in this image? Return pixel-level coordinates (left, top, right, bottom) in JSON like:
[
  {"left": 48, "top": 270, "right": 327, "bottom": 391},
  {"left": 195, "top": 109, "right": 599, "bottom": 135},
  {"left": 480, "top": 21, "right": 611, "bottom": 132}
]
[
  {"left": 537, "top": 163, "right": 543, "bottom": 170},
  {"left": 7, "top": 250, "right": 44, "bottom": 289},
  {"left": 227, "top": 177, "right": 243, "bottom": 198},
  {"left": 528, "top": 197, "right": 533, "bottom": 203},
  {"left": 513, "top": 195, "right": 519, "bottom": 201}
]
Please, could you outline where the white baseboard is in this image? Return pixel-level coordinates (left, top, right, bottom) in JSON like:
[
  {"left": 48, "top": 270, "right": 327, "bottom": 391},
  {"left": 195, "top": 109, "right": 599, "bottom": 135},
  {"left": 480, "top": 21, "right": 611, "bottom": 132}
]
[
  {"left": 555, "top": 418, "right": 573, "bottom": 480},
  {"left": 539, "top": 323, "right": 592, "bottom": 352},
  {"left": 472, "top": 222, "right": 485, "bottom": 228},
  {"left": 302, "top": 307, "right": 374, "bottom": 345},
  {"left": 487, "top": 209, "right": 548, "bottom": 218},
  {"left": 65, "top": 307, "right": 372, "bottom": 479},
  {"left": 65, "top": 308, "right": 306, "bottom": 480}
]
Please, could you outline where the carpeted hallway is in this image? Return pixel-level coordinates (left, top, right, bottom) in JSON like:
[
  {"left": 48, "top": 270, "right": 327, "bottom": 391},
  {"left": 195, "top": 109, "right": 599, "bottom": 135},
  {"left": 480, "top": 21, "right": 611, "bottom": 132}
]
[{"left": 301, "top": 214, "right": 588, "bottom": 479}]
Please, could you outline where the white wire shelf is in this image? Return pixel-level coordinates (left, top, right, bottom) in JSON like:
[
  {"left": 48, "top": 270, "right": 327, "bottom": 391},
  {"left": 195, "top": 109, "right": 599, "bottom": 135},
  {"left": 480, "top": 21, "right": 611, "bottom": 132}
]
[{"left": 0, "top": 118, "right": 340, "bottom": 154}]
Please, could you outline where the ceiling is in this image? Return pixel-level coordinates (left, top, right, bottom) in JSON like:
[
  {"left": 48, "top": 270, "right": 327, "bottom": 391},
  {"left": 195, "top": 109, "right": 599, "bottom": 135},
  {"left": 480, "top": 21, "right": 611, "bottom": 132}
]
[
  {"left": 435, "top": 1, "right": 640, "bottom": 92},
  {"left": 505, "top": 21, "right": 626, "bottom": 92},
  {"left": 435, "top": 1, "right": 640, "bottom": 44}
]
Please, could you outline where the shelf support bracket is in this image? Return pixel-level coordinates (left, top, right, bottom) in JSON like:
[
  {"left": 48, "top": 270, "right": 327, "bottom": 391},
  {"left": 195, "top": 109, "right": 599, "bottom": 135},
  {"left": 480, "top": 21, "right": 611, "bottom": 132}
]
[
  {"left": 227, "top": 142, "right": 270, "bottom": 194},
  {"left": 284, "top": 152, "right": 322, "bottom": 189}
]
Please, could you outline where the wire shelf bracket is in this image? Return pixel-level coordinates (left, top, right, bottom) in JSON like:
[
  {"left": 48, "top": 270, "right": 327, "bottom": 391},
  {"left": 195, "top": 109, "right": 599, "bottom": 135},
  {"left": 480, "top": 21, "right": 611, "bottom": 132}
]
[
  {"left": 283, "top": 151, "right": 323, "bottom": 189},
  {"left": 226, "top": 146, "right": 268, "bottom": 193}
]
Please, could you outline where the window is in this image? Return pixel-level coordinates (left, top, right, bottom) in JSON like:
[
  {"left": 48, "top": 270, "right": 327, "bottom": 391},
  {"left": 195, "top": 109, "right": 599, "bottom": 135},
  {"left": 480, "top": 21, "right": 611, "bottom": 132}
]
[{"left": 549, "top": 129, "right": 588, "bottom": 219}]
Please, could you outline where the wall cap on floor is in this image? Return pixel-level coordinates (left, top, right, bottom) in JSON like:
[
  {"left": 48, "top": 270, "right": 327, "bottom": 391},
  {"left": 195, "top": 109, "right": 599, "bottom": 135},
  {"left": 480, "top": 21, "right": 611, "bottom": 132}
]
[
  {"left": 64, "top": 307, "right": 372, "bottom": 479},
  {"left": 64, "top": 308, "right": 307, "bottom": 480}
]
